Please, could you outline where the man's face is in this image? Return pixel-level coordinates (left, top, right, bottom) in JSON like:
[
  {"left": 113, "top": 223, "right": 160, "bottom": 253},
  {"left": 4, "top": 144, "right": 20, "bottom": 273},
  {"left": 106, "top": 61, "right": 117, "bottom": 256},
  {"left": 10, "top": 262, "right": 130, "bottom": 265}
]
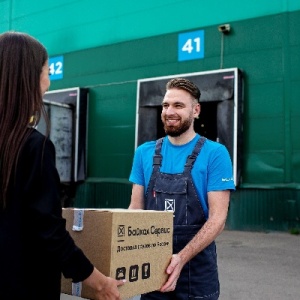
[{"left": 161, "top": 88, "right": 200, "bottom": 137}]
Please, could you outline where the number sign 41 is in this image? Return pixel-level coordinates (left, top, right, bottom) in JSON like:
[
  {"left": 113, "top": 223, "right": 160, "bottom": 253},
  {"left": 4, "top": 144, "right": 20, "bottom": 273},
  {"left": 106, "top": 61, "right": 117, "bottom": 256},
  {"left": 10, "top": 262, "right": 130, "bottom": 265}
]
[{"left": 178, "top": 30, "right": 204, "bottom": 61}]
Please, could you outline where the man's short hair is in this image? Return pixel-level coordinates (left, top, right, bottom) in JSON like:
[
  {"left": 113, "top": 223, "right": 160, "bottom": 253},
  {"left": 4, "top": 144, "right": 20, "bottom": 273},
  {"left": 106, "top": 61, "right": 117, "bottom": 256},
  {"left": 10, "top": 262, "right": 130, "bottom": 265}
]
[{"left": 166, "top": 78, "right": 201, "bottom": 102}]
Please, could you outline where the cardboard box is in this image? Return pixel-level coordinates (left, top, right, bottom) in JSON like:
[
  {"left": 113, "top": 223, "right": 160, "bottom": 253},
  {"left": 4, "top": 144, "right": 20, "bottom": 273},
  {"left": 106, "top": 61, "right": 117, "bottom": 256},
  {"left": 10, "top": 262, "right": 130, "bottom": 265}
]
[{"left": 61, "top": 208, "right": 173, "bottom": 300}]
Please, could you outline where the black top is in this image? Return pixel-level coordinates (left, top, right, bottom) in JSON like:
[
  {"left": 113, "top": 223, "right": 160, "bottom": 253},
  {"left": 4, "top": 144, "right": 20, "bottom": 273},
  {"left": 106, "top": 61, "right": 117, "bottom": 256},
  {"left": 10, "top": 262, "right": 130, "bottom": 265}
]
[{"left": 0, "top": 129, "right": 93, "bottom": 299}]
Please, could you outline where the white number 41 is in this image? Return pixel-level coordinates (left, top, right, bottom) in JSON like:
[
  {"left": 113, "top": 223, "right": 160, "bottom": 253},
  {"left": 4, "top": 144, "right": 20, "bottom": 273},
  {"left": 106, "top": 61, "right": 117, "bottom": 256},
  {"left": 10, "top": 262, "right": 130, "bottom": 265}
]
[{"left": 182, "top": 37, "right": 201, "bottom": 54}]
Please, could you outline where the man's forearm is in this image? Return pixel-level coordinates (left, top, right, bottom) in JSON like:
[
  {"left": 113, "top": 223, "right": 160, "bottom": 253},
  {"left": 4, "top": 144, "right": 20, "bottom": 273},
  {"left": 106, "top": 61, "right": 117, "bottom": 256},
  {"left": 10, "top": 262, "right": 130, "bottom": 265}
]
[{"left": 178, "top": 217, "right": 226, "bottom": 265}]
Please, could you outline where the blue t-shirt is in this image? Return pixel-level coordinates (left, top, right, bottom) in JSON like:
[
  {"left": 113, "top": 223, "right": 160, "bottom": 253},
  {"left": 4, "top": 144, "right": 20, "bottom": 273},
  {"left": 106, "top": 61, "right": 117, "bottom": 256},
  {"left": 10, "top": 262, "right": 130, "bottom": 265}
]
[{"left": 129, "top": 134, "right": 235, "bottom": 217}]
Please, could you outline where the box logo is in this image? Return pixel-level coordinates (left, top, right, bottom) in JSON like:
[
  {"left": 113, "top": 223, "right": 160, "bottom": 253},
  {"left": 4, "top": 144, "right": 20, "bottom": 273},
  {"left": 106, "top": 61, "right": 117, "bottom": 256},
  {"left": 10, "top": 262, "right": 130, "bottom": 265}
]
[
  {"left": 165, "top": 199, "right": 175, "bottom": 212},
  {"left": 118, "top": 225, "right": 125, "bottom": 237}
]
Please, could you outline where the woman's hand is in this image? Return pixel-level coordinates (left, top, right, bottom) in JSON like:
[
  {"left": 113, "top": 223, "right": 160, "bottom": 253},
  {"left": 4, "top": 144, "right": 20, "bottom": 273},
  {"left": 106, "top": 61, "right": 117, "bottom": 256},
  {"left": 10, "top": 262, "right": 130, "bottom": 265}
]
[{"left": 83, "top": 267, "right": 126, "bottom": 299}]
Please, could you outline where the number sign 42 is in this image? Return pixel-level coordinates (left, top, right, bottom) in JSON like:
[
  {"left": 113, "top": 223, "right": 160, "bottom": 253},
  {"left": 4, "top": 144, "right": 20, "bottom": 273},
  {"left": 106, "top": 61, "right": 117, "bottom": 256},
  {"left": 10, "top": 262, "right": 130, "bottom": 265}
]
[{"left": 49, "top": 56, "right": 64, "bottom": 80}]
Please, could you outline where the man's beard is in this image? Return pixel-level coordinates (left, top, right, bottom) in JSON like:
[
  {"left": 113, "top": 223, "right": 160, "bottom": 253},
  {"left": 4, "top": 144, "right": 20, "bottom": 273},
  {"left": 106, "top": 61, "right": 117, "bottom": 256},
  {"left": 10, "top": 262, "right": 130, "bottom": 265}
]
[{"left": 163, "top": 115, "right": 193, "bottom": 137}]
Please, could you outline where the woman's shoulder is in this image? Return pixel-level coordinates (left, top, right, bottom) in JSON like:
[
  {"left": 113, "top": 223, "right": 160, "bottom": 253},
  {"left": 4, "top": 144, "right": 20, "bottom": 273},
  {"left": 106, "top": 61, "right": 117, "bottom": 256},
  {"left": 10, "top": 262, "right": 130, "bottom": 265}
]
[
  {"left": 27, "top": 128, "right": 46, "bottom": 141},
  {"left": 23, "top": 129, "right": 54, "bottom": 154}
]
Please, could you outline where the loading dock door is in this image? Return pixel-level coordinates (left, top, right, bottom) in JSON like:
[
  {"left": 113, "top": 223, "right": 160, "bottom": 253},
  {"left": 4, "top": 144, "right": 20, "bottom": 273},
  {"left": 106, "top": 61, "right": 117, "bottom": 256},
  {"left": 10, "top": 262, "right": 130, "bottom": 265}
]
[
  {"left": 38, "top": 87, "right": 89, "bottom": 183},
  {"left": 136, "top": 68, "right": 243, "bottom": 186}
]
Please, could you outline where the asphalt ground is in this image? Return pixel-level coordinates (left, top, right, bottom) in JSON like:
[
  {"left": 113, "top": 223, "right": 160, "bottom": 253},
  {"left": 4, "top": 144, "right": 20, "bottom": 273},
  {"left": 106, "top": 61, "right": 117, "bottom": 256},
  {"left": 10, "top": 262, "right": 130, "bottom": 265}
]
[{"left": 61, "top": 230, "right": 300, "bottom": 300}]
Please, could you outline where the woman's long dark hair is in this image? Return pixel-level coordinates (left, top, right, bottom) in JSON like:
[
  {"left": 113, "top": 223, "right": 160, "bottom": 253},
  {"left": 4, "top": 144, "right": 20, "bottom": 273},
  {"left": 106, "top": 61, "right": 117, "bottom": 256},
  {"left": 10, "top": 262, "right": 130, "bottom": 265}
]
[{"left": 0, "top": 31, "right": 49, "bottom": 208}]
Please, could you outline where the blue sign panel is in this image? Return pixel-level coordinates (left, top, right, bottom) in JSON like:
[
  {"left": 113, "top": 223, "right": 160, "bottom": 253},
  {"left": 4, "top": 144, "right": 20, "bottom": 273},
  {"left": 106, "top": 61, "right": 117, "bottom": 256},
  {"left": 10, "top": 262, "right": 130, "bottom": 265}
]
[
  {"left": 178, "top": 30, "right": 204, "bottom": 61},
  {"left": 49, "top": 56, "right": 64, "bottom": 80}
]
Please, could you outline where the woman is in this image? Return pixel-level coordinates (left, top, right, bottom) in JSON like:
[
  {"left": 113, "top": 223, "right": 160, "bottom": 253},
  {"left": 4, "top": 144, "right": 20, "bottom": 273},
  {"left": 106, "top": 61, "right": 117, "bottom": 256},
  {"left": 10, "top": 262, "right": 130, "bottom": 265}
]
[{"left": 0, "top": 31, "right": 124, "bottom": 299}]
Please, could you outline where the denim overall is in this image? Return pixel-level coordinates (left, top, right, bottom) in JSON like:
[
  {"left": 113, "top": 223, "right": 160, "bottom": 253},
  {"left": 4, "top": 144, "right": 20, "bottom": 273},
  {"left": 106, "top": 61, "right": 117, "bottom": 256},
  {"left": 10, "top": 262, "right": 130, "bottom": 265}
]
[{"left": 141, "top": 137, "right": 219, "bottom": 300}]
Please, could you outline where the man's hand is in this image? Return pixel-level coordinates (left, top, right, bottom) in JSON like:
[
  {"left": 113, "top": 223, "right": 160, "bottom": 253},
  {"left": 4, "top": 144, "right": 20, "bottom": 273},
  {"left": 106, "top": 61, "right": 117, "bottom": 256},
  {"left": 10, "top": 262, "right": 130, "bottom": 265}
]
[{"left": 160, "top": 254, "right": 184, "bottom": 292}]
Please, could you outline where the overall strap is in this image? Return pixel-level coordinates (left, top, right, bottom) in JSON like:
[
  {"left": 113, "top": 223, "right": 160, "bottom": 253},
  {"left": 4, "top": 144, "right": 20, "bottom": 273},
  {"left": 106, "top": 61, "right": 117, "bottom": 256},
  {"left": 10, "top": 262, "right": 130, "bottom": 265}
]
[
  {"left": 152, "top": 137, "right": 164, "bottom": 169},
  {"left": 145, "top": 137, "right": 164, "bottom": 199},
  {"left": 184, "top": 136, "right": 206, "bottom": 173}
]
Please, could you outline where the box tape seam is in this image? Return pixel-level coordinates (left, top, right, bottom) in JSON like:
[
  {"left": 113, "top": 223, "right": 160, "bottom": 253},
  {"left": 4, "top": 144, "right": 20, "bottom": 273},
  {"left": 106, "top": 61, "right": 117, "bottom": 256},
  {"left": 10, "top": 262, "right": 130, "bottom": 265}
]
[
  {"left": 72, "top": 282, "right": 82, "bottom": 297},
  {"left": 73, "top": 209, "right": 84, "bottom": 231}
]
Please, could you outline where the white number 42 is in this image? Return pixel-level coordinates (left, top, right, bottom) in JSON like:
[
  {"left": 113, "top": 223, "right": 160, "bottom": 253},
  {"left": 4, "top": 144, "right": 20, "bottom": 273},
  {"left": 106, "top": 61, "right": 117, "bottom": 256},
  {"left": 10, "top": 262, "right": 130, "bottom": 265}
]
[{"left": 49, "top": 61, "right": 63, "bottom": 75}]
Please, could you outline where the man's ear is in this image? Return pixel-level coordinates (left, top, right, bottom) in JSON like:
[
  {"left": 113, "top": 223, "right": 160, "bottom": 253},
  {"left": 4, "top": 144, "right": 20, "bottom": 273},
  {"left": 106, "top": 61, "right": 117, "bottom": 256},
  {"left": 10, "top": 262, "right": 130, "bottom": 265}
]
[{"left": 194, "top": 103, "right": 201, "bottom": 118}]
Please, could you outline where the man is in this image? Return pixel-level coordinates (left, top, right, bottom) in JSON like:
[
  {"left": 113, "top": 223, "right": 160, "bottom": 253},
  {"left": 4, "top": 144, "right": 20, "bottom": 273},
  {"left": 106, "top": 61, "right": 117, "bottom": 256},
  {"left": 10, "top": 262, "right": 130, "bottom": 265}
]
[{"left": 128, "top": 78, "right": 235, "bottom": 299}]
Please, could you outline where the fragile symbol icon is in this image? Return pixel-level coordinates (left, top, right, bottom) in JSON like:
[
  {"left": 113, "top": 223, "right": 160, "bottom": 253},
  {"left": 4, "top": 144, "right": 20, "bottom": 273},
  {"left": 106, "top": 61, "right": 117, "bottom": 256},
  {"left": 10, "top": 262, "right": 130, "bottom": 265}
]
[
  {"left": 116, "top": 267, "right": 126, "bottom": 280},
  {"left": 115, "top": 263, "right": 151, "bottom": 282},
  {"left": 129, "top": 265, "right": 139, "bottom": 282},
  {"left": 142, "top": 263, "right": 150, "bottom": 279}
]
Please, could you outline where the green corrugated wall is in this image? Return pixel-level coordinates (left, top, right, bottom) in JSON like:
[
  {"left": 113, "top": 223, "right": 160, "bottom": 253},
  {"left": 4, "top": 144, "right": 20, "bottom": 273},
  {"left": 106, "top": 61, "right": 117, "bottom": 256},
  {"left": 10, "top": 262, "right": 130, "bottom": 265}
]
[
  {"left": 1, "top": 1, "right": 300, "bottom": 231},
  {"left": 1, "top": 0, "right": 300, "bottom": 55},
  {"left": 48, "top": 12, "right": 300, "bottom": 186},
  {"left": 58, "top": 12, "right": 300, "bottom": 231}
]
